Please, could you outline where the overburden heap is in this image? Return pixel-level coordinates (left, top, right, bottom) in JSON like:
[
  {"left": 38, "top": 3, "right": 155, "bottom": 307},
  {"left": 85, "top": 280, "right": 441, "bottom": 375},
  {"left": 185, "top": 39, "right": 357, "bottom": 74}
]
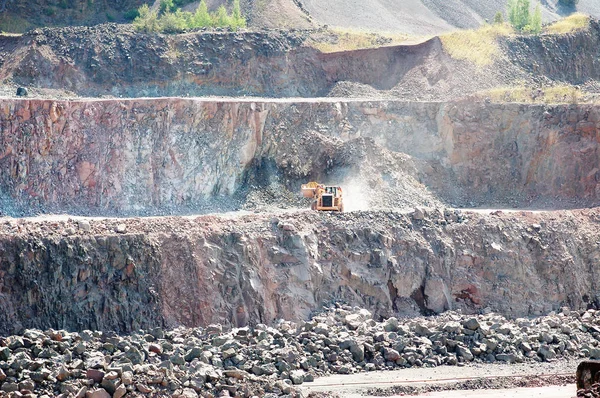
[{"left": 0, "top": 305, "right": 599, "bottom": 397}]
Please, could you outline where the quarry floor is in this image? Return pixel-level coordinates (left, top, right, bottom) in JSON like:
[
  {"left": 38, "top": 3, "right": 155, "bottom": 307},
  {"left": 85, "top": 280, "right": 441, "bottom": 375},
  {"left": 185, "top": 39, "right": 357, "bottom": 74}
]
[{"left": 302, "top": 359, "right": 579, "bottom": 397}]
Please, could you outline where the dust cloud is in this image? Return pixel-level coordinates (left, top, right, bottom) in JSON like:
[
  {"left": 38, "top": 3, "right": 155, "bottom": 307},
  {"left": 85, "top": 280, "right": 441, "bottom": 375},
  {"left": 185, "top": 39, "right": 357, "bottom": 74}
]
[{"left": 340, "top": 177, "right": 371, "bottom": 212}]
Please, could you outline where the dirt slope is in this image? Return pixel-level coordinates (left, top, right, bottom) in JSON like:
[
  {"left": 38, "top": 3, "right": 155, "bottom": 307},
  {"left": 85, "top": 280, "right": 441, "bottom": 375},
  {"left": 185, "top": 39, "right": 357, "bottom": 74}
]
[
  {"left": 3, "top": 21, "right": 600, "bottom": 101},
  {"left": 300, "top": 0, "right": 600, "bottom": 34},
  {"left": 3, "top": 0, "right": 600, "bottom": 34}
]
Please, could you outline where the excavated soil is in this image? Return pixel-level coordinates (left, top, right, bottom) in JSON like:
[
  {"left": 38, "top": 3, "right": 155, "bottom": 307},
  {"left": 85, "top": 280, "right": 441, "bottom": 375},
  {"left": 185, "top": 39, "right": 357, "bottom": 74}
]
[{"left": 1, "top": 20, "right": 600, "bottom": 101}]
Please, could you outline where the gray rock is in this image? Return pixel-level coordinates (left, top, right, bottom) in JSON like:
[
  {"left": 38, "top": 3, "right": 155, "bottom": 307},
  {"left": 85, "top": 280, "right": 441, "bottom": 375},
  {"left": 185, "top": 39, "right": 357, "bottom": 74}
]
[
  {"left": 463, "top": 318, "right": 480, "bottom": 331},
  {"left": 185, "top": 347, "right": 203, "bottom": 362},
  {"left": 88, "top": 388, "right": 111, "bottom": 398},
  {"left": 383, "top": 348, "right": 401, "bottom": 361},
  {"left": 125, "top": 347, "right": 144, "bottom": 365},
  {"left": 0, "top": 346, "right": 10, "bottom": 361},
  {"left": 456, "top": 345, "right": 474, "bottom": 361},
  {"left": 414, "top": 323, "right": 432, "bottom": 336},
  {"left": 86, "top": 369, "right": 105, "bottom": 383},
  {"left": 496, "top": 353, "right": 516, "bottom": 363},
  {"left": 384, "top": 317, "right": 399, "bottom": 332},
  {"left": 413, "top": 207, "right": 425, "bottom": 220},
  {"left": 290, "top": 370, "right": 305, "bottom": 385},
  {"left": 313, "top": 323, "right": 330, "bottom": 336},
  {"left": 537, "top": 344, "right": 556, "bottom": 361},
  {"left": 101, "top": 377, "right": 118, "bottom": 395},
  {"left": 121, "top": 371, "right": 134, "bottom": 385},
  {"left": 170, "top": 353, "right": 186, "bottom": 366},
  {"left": 1, "top": 383, "right": 18, "bottom": 393},
  {"left": 443, "top": 322, "right": 461, "bottom": 333},
  {"left": 77, "top": 220, "right": 91, "bottom": 232},
  {"left": 113, "top": 384, "right": 127, "bottom": 398}
]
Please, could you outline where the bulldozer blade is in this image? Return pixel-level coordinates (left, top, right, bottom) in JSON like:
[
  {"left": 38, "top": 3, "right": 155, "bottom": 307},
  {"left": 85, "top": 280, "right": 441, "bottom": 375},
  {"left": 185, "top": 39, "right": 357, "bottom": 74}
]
[{"left": 577, "top": 360, "right": 600, "bottom": 390}]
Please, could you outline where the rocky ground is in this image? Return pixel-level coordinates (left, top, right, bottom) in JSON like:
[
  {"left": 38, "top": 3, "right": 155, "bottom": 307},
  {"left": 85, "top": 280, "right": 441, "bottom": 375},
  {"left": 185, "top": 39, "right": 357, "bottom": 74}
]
[
  {"left": 2, "top": 20, "right": 600, "bottom": 102},
  {"left": 1, "top": 305, "right": 599, "bottom": 397},
  {"left": 2, "top": 7, "right": 600, "bottom": 398}
]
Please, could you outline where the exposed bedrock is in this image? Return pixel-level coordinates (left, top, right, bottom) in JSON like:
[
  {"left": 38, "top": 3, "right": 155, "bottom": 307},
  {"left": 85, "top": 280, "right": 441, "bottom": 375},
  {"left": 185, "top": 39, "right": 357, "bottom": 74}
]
[
  {"left": 0, "top": 208, "right": 598, "bottom": 335},
  {"left": 1, "top": 98, "right": 600, "bottom": 214}
]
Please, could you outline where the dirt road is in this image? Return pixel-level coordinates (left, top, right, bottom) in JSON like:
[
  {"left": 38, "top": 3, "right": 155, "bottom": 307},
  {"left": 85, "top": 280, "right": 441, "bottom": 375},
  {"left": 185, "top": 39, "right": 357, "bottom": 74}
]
[{"left": 302, "top": 360, "right": 579, "bottom": 397}]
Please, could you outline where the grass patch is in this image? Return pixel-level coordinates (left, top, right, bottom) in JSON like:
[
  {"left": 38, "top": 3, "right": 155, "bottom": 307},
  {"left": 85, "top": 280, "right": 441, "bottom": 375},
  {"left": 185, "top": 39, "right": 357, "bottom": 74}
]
[
  {"left": 440, "top": 24, "right": 513, "bottom": 67},
  {"left": 479, "top": 84, "right": 582, "bottom": 104},
  {"left": 0, "top": 14, "right": 31, "bottom": 33},
  {"left": 310, "top": 28, "right": 412, "bottom": 53},
  {"left": 545, "top": 13, "right": 589, "bottom": 34}
]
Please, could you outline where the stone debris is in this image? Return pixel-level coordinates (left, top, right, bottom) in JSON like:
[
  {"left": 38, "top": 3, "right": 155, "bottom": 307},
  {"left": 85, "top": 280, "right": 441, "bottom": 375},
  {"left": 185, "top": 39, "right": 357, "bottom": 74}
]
[{"left": 1, "top": 305, "right": 600, "bottom": 397}]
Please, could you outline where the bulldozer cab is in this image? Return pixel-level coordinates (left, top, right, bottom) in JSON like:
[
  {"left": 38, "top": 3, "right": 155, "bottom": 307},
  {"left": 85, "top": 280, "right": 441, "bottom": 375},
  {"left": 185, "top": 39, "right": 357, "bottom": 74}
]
[
  {"left": 325, "top": 186, "right": 338, "bottom": 195},
  {"left": 301, "top": 182, "right": 344, "bottom": 212}
]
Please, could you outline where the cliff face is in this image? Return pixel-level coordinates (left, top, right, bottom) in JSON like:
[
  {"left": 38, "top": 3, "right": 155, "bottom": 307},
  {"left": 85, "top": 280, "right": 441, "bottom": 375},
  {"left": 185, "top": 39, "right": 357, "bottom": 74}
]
[
  {"left": 0, "top": 208, "right": 598, "bottom": 335},
  {"left": 1, "top": 98, "right": 600, "bottom": 215}
]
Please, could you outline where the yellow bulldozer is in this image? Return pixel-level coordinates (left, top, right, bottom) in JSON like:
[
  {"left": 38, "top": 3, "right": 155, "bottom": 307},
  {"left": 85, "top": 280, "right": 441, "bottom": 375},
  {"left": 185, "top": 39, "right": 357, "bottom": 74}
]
[{"left": 301, "top": 182, "right": 344, "bottom": 212}]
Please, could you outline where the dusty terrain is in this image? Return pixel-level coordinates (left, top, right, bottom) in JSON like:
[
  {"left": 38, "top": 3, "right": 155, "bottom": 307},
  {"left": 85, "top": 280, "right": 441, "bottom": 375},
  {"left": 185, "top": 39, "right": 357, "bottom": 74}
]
[
  {"left": 1, "top": 21, "right": 600, "bottom": 101},
  {"left": 1, "top": 9, "right": 600, "bottom": 398},
  {"left": 2, "top": 0, "right": 600, "bottom": 33}
]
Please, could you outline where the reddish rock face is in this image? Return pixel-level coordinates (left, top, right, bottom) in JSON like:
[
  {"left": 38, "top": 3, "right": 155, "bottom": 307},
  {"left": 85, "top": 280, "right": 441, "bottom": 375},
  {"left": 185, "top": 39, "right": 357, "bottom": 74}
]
[
  {"left": 0, "top": 207, "right": 599, "bottom": 334},
  {"left": 0, "top": 98, "right": 600, "bottom": 215}
]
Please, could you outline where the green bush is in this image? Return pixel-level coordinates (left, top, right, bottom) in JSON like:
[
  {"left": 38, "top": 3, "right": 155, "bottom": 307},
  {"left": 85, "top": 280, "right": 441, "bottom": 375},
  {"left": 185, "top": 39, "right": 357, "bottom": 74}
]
[
  {"left": 507, "top": 0, "right": 542, "bottom": 33},
  {"left": 174, "top": 0, "right": 195, "bottom": 7},
  {"left": 493, "top": 11, "right": 504, "bottom": 24},
  {"left": 191, "top": 0, "right": 211, "bottom": 27},
  {"left": 213, "top": 5, "right": 232, "bottom": 27},
  {"left": 507, "top": 0, "right": 530, "bottom": 30},
  {"left": 525, "top": 4, "right": 542, "bottom": 34},
  {"left": 133, "top": 4, "right": 160, "bottom": 32},
  {"left": 232, "top": 0, "right": 246, "bottom": 28},
  {"left": 160, "top": 0, "right": 175, "bottom": 14},
  {"left": 133, "top": 0, "right": 246, "bottom": 33},
  {"left": 160, "top": 9, "right": 192, "bottom": 33},
  {"left": 124, "top": 8, "right": 140, "bottom": 21}
]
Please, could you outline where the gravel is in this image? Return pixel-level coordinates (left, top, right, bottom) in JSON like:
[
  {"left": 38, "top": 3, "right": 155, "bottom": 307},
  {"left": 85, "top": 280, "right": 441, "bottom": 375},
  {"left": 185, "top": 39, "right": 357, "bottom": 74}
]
[{"left": 1, "top": 305, "right": 599, "bottom": 397}]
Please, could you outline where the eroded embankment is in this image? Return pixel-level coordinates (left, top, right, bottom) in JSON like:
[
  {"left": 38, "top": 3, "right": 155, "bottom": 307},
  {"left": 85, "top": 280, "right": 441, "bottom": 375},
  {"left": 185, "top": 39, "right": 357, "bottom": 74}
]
[
  {"left": 4, "top": 21, "right": 600, "bottom": 100},
  {"left": 0, "top": 208, "right": 599, "bottom": 335},
  {"left": 0, "top": 98, "right": 600, "bottom": 215}
]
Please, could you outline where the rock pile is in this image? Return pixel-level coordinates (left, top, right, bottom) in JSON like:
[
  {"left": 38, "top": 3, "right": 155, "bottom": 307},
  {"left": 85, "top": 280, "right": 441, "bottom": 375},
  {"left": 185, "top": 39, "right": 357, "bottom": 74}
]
[{"left": 1, "top": 305, "right": 600, "bottom": 397}]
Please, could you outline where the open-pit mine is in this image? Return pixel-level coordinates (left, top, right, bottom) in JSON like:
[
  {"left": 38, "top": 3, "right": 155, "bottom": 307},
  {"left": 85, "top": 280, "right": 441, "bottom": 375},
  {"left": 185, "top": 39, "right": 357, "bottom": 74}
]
[{"left": 1, "top": 18, "right": 600, "bottom": 398}]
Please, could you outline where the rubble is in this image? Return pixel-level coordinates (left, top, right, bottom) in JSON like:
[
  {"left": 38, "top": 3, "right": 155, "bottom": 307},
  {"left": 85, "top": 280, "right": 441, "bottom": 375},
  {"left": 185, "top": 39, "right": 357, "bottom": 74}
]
[{"left": 0, "top": 305, "right": 599, "bottom": 397}]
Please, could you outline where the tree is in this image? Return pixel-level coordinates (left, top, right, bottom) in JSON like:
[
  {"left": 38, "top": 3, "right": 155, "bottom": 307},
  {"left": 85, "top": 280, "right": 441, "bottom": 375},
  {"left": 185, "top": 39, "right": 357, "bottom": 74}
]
[
  {"left": 527, "top": 3, "right": 542, "bottom": 34},
  {"left": 192, "top": 0, "right": 212, "bottom": 28},
  {"left": 507, "top": 0, "right": 531, "bottom": 31},
  {"left": 213, "top": 5, "right": 232, "bottom": 27},
  {"left": 160, "top": 0, "right": 175, "bottom": 14},
  {"left": 133, "top": 4, "right": 160, "bottom": 32},
  {"left": 494, "top": 11, "right": 504, "bottom": 24},
  {"left": 160, "top": 9, "right": 192, "bottom": 33},
  {"left": 232, "top": 0, "right": 246, "bottom": 28}
]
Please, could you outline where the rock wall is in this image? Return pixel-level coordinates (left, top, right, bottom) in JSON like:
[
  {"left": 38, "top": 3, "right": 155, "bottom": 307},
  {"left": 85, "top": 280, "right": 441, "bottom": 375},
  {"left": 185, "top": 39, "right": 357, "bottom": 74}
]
[
  {"left": 505, "top": 19, "right": 600, "bottom": 84},
  {"left": 0, "top": 208, "right": 598, "bottom": 334},
  {"left": 1, "top": 98, "right": 600, "bottom": 215}
]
